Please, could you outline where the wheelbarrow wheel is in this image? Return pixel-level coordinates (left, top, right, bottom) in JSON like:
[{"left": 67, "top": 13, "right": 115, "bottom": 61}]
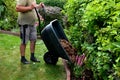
[{"left": 43, "top": 52, "right": 58, "bottom": 65}]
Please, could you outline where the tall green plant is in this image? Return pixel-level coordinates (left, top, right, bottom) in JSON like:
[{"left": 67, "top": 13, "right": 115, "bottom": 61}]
[
  {"left": 0, "top": 0, "right": 6, "bottom": 18},
  {"left": 0, "top": 0, "right": 17, "bottom": 30},
  {"left": 64, "top": 0, "right": 120, "bottom": 79}
]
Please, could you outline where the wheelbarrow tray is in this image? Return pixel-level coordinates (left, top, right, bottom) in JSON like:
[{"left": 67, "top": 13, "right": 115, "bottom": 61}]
[{"left": 41, "top": 19, "right": 71, "bottom": 63}]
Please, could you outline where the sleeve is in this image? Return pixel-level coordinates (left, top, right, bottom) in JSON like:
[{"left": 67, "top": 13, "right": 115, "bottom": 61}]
[{"left": 17, "top": 0, "right": 27, "bottom": 6}]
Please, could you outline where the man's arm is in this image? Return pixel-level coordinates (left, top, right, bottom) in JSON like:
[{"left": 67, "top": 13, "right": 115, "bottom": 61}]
[
  {"left": 16, "top": 5, "right": 33, "bottom": 12},
  {"left": 16, "top": 2, "right": 44, "bottom": 13},
  {"left": 16, "top": 2, "right": 36, "bottom": 12}
]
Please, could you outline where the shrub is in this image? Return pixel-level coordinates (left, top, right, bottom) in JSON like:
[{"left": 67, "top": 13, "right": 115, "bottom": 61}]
[
  {"left": 0, "top": 0, "right": 6, "bottom": 18},
  {"left": 64, "top": 0, "right": 120, "bottom": 79},
  {"left": 0, "top": 0, "right": 17, "bottom": 30}
]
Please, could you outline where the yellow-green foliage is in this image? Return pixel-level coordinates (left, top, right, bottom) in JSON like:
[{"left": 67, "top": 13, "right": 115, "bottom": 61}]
[
  {"left": 64, "top": 0, "right": 120, "bottom": 79},
  {"left": 0, "top": 0, "right": 17, "bottom": 30}
]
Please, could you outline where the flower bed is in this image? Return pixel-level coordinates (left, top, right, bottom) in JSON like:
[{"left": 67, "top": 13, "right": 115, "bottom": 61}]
[{"left": 60, "top": 39, "right": 94, "bottom": 80}]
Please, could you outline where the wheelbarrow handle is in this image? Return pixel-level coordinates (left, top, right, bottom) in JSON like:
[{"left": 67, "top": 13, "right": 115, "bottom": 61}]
[
  {"left": 35, "top": 6, "right": 46, "bottom": 34},
  {"left": 34, "top": 7, "right": 40, "bottom": 26},
  {"left": 34, "top": 7, "right": 41, "bottom": 35}
]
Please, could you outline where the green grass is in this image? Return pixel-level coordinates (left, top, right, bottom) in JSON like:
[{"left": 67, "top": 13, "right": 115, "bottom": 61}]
[{"left": 0, "top": 33, "right": 66, "bottom": 80}]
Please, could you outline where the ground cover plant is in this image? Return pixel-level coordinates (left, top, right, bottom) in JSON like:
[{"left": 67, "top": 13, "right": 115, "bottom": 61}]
[{"left": 0, "top": 33, "right": 66, "bottom": 80}]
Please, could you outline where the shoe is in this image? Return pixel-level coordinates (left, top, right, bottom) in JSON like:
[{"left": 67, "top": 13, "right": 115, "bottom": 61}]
[
  {"left": 21, "top": 59, "right": 30, "bottom": 64},
  {"left": 30, "top": 57, "right": 40, "bottom": 62}
]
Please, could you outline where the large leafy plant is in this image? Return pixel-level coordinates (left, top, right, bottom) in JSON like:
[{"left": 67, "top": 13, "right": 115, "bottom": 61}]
[
  {"left": 64, "top": 0, "right": 120, "bottom": 79},
  {"left": 0, "top": 0, "right": 6, "bottom": 18},
  {"left": 0, "top": 0, "right": 17, "bottom": 30}
]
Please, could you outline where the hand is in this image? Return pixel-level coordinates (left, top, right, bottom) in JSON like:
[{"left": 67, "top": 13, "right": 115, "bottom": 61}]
[
  {"left": 40, "top": 2, "right": 45, "bottom": 8},
  {"left": 31, "top": 2, "right": 37, "bottom": 9},
  {"left": 32, "top": 2, "right": 45, "bottom": 9},
  {"left": 36, "top": 2, "right": 45, "bottom": 9},
  {"left": 40, "top": 15, "right": 44, "bottom": 21},
  {"left": 34, "top": 22, "right": 39, "bottom": 27}
]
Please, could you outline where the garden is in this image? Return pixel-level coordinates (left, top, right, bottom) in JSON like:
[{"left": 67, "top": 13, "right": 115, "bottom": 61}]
[{"left": 0, "top": 0, "right": 120, "bottom": 80}]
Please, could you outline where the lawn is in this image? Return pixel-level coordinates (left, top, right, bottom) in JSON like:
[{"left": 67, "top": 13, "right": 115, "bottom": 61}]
[{"left": 0, "top": 33, "right": 66, "bottom": 80}]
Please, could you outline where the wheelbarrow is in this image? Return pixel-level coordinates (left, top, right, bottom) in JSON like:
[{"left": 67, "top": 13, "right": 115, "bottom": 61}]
[{"left": 41, "top": 19, "right": 72, "bottom": 65}]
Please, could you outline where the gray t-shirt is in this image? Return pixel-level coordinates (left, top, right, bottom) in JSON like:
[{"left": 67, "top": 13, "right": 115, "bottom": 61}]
[{"left": 17, "top": 0, "right": 37, "bottom": 25}]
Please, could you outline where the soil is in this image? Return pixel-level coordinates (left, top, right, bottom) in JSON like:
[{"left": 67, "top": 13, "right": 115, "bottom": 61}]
[
  {"left": 71, "top": 69, "right": 94, "bottom": 80},
  {"left": 60, "top": 39, "right": 77, "bottom": 63}
]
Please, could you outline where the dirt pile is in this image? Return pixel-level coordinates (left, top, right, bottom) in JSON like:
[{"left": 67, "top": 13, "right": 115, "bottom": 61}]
[{"left": 60, "top": 39, "right": 77, "bottom": 63}]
